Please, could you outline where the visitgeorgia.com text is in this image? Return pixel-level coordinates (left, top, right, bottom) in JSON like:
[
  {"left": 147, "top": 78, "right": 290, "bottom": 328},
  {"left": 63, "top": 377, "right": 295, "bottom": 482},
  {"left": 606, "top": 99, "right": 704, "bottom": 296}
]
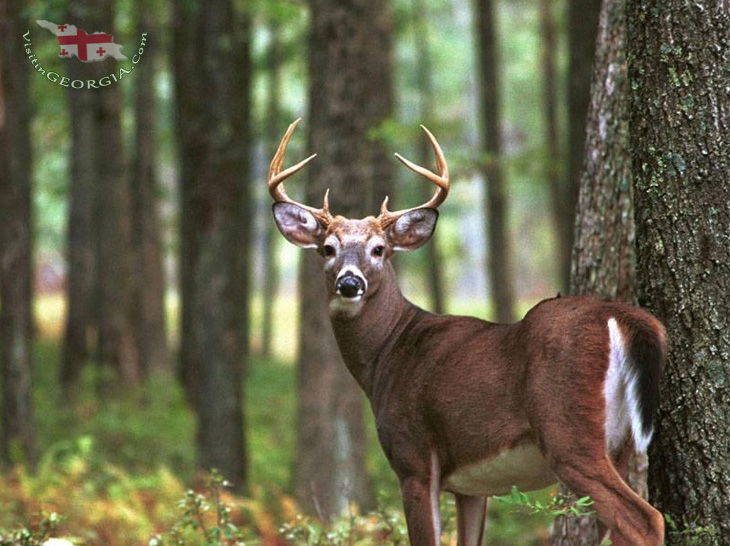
[{"left": 23, "top": 30, "right": 148, "bottom": 89}]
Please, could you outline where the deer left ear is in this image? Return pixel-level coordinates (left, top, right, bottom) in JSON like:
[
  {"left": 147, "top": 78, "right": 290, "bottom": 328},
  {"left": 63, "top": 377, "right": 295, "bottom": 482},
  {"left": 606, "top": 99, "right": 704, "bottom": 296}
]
[{"left": 386, "top": 208, "right": 438, "bottom": 251}]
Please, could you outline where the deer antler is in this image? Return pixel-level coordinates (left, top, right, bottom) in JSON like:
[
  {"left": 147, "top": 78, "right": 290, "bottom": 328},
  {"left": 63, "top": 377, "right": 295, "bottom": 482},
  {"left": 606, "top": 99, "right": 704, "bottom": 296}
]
[
  {"left": 268, "top": 118, "right": 333, "bottom": 227},
  {"left": 379, "top": 125, "right": 450, "bottom": 228}
]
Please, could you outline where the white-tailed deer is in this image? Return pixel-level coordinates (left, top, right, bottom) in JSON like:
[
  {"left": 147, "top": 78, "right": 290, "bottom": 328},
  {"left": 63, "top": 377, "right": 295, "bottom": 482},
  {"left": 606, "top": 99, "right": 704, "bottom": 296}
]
[{"left": 270, "top": 119, "right": 666, "bottom": 546}]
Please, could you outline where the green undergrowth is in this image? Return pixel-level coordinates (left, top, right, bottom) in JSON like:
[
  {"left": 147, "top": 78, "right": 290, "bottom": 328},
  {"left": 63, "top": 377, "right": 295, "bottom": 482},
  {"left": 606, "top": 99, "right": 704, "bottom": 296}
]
[{"left": 1, "top": 339, "right": 557, "bottom": 545}]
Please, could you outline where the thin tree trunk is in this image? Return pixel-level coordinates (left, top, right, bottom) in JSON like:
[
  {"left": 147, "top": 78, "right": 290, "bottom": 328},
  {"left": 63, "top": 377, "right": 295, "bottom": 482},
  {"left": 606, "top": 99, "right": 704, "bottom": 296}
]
[
  {"left": 562, "top": 0, "right": 601, "bottom": 295},
  {"left": 132, "top": 5, "right": 169, "bottom": 375},
  {"left": 261, "top": 19, "right": 283, "bottom": 360},
  {"left": 629, "top": 2, "right": 730, "bottom": 544},
  {"left": 551, "top": 0, "right": 637, "bottom": 542},
  {"left": 173, "top": 0, "right": 251, "bottom": 490},
  {"left": 539, "top": 0, "right": 568, "bottom": 295},
  {"left": 296, "top": 0, "right": 396, "bottom": 518},
  {"left": 0, "top": 0, "right": 37, "bottom": 469},
  {"left": 475, "top": 0, "right": 515, "bottom": 323},
  {"left": 412, "top": 0, "right": 446, "bottom": 315}
]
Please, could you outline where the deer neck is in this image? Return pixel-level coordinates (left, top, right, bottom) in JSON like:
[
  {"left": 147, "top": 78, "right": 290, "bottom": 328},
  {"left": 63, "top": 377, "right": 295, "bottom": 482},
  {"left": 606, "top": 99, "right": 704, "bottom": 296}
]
[{"left": 329, "top": 262, "right": 416, "bottom": 397}]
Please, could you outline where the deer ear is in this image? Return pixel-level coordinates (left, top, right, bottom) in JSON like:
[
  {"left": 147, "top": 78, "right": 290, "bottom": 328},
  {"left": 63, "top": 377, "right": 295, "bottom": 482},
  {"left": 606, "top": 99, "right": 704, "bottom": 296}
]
[
  {"left": 387, "top": 208, "right": 438, "bottom": 252},
  {"left": 273, "top": 202, "right": 323, "bottom": 249}
]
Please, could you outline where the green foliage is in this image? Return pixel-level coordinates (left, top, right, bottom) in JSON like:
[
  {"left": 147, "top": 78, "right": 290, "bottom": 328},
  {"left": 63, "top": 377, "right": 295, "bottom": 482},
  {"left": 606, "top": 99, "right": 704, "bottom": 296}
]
[
  {"left": 495, "top": 486, "right": 595, "bottom": 519},
  {"left": 150, "top": 471, "right": 256, "bottom": 546},
  {"left": 664, "top": 513, "right": 720, "bottom": 545},
  {"left": 0, "top": 511, "right": 62, "bottom": 546}
]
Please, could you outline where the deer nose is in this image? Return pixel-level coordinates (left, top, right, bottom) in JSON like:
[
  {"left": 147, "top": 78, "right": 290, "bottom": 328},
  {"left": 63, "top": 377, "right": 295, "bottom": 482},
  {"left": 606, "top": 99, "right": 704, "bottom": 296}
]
[{"left": 336, "top": 273, "right": 365, "bottom": 298}]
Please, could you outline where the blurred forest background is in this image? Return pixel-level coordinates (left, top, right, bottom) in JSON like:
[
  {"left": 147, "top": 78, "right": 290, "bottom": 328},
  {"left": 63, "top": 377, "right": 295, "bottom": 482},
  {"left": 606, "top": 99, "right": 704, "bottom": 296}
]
[{"left": 1, "top": 0, "right": 729, "bottom": 544}]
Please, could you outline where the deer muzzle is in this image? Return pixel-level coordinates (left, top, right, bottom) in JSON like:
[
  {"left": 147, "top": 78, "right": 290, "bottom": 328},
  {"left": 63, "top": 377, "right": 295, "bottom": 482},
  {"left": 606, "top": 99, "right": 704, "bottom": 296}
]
[{"left": 336, "top": 269, "right": 366, "bottom": 299}]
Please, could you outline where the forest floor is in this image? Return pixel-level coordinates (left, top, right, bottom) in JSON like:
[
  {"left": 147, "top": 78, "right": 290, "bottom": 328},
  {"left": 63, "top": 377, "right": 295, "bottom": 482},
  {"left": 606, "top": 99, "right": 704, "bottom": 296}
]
[{"left": 0, "top": 294, "right": 555, "bottom": 545}]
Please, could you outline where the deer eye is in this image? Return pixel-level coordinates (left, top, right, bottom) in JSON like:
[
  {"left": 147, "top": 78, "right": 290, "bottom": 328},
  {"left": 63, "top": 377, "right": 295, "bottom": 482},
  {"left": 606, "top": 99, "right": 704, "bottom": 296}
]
[
  {"left": 323, "top": 244, "right": 336, "bottom": 257},
  {"left": 372, "top": 245, "right": 385, "bottom": 258}
]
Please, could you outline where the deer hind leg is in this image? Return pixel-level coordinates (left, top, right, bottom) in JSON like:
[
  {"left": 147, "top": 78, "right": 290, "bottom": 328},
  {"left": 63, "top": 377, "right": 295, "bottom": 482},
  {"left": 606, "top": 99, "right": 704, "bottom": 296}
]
[
  {"left": 455, "top": 494, "right": 487, "bottom": 546},
  {"left": 551, "top": 456, "right": 664, "bottom": 546}
]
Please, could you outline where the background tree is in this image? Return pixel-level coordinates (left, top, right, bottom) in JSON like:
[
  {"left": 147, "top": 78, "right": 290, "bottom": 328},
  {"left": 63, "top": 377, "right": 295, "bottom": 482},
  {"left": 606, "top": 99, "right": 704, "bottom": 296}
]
[
  {"left": 131, "top": 1, "right": 169, "bottom": 376},
  {"left": 0, "top": 0, "right": 37, "bottom": 469},
  {"left": 551, "top": 0, "right": 636, "bottom": 542},
  {"left": 475, "top": 0, "right": 515, "bottom": 323},
  {"left": 60, "top": 2, "right": 107, "bottom": 393},
  {"left": 629, "top": 1, "right": 730, "bottom": 544},
  {"left": 260, "top": 14, "right": 284, "bottom": 359},
  {"left": 172, "top": 0, "right": 252, "bottom": 489},
  {"left": 410, "top": 0, "right": 446, "bottom": 314},
  {"left": 557, "top": 0, "right": 601, "bottom": 293},
  {"left": 539, "top": 0, "right": 566, "bottom": 294},
  {"left": 93, "top": 0, "right": 140, "bottom": 387},
  {"left": 295, "top": 0, "right": 396, "bottom": 518}
]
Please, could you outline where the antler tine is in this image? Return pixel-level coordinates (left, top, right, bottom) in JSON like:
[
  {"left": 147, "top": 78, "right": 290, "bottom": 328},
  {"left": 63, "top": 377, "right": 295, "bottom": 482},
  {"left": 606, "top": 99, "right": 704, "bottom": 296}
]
[
  {"left": 380, "top": 125, "right": 450, "bottom": 227},
  {"left": 267, "top": 118, "right": 332, "bottom": 225}
]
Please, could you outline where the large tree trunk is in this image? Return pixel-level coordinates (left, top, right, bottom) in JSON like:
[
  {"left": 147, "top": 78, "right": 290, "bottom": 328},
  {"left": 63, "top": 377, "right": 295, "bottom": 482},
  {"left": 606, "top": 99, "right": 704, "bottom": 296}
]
[
  {"left": 412, "top": 0, "right": 446, "bottom": 315},
  {"left": 561, "top": 0, "right": 601, "bottom": 294},
  {"left": 92, "top": 0, "right": 140, "bottom": 388},
  {"left": 261, "top": 17, "right": 283, "bottom": 360},
  {"left": 551, "top": 0, "right": 636, "bottom": 542},
  {"left": 132, "top": 5, "right": 169, "bottom": 376},
  {"left": 296, "top": 0, "right": 395, "bottom": 518},
  {"left": 173, "top": 0, "right": 251, "bottom": 489},
  {"left": 474, "top": 0, "right": 515, "bottom": 323},
  {"left": 629, "top": 2, "right": 730, "bottom": 544},
  {"left": 0, "top": 0, "right": 37, "bottom": 469},
  {"left": 539, "top": 0, "right": 568, "bottom": 295}
]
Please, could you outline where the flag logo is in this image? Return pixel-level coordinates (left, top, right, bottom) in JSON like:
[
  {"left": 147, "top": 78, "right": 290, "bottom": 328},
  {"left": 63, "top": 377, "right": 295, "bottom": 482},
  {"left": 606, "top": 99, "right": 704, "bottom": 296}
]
[{"left": 37, "top": 20, "right": 127, "bottom": 62}]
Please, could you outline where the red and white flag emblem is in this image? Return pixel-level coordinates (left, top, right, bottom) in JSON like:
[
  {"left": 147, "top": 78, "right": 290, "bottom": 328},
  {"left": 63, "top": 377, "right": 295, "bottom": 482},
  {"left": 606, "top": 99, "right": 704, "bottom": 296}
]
[{"left": 37, "top": 20, "right": 127, "bottom": 62}]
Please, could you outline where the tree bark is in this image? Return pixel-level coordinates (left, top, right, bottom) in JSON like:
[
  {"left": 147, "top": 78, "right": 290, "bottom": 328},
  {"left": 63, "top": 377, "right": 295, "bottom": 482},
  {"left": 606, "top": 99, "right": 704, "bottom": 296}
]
[
  {"left": 296, "top": 0, "right": 396, "bottom": 518},
  {"left": 173, "top": 0, "right": 251, "bottom": 489},
  {"left": 132, "top": 4, "right": 169, "bottom": 376},
  {"left": 0, "top": 0, "right": 37, "bottom": 469},
  {"left": 562, "top": 0, "right": 601, "bottom": 295},
  {"left": 412, "top": 0, "right": 446, "bottom": 315},
  {"left": 551, "top": 0, "right": 637, "bottom": 542},
  {"left": 474, "top": 0, "right": 515, "bottom": 323},
  {"left": 629, "top": 2, "right": 730, "bottom": 544}
]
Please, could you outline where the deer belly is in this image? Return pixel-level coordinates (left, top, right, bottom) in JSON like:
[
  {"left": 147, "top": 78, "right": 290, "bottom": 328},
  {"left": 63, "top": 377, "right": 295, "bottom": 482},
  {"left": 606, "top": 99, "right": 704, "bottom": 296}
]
[{"left": 443, "top": 444, "right": 556, "bottom": 497}]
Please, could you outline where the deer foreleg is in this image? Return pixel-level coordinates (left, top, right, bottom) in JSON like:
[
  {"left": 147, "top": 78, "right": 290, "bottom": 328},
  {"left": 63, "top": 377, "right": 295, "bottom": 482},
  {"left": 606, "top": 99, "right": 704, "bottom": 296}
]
[
  {"left": 400, "top": 453, "right": 441, "bottom": 546},
  {"left": 455, "top": 494, "right": 487, "bottom": 546}
]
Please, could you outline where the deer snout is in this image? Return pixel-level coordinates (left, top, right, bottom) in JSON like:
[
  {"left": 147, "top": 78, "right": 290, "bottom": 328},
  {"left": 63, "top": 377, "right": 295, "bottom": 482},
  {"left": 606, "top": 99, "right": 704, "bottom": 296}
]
[{"left": 336, "top": 269, "right": 366, "bottom": 299}]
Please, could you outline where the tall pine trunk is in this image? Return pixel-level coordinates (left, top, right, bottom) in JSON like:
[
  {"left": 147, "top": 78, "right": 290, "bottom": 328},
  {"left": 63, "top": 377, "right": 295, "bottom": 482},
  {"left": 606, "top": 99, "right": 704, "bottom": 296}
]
[
  {"left": 173, "top": 0, "right": 251, "bottom": 489},
  {"left": 0, "top": 0, "right": 37, "bottom": 469},
  {"left": 629, "top": 2, "right": 730, "bottom": 544},
  {"left": 475, "top": 0, "right": 515, "bottom": 323},
  {"left": 551, "top": 0, "right": 636, "bottom": 542},
  {"left": 561, "top": 0, "right": 601, "bottom": 293},
  {"left": 295, "top": 0, "right": 396, "bottom": 518},
  {"left": 132, "top": 5, "right": 169, "bottom": 376}
]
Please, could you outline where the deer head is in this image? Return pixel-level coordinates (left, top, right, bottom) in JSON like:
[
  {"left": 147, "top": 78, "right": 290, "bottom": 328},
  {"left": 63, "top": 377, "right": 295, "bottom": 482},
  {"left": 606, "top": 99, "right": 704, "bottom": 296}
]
[{"left": 270, "top": 119, "right": 450, "bottom": 316}]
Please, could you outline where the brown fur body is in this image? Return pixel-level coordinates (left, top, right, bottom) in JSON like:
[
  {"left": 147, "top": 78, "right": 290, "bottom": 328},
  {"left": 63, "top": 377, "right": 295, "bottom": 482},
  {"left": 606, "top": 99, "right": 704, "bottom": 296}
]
[{"left": 330, "top": 263, "right": 666, "bottom": 546}]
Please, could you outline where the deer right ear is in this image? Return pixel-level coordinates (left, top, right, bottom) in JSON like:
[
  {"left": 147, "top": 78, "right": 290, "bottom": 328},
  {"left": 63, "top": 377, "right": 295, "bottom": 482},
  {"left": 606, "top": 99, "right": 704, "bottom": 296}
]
[
  {"left": 386, "top": 208, "right": 439, "bottom": 251},
  {"left": 273, "top": 202, "right": 323, "bottom": 249}
]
